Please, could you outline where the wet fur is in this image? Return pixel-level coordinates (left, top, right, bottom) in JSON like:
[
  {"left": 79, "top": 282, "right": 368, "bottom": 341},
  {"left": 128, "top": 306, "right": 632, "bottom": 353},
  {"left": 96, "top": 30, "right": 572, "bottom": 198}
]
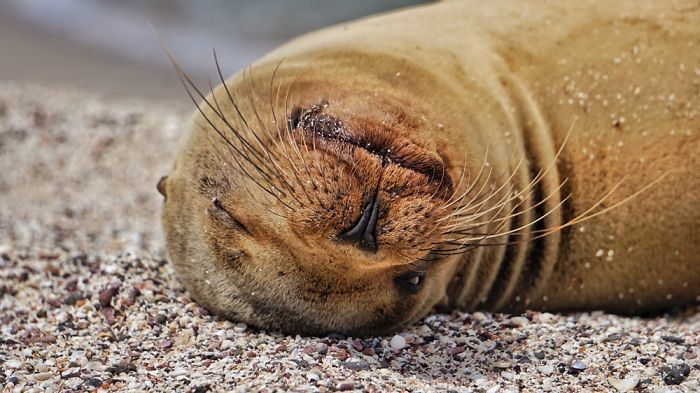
[{"left": 160, "top": 0, "right": 700, "bottom": 335}]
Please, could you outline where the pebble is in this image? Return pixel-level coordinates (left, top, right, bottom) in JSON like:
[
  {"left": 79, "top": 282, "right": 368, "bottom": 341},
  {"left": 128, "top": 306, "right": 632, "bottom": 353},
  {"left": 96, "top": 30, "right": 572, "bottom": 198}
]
[
  {"left": 171, "top": 368, "right": 189, "bottom": 377},
  {"left": 448, "top": 346, "right": 466, "bottom": 355},
  {"left": 661, "top": 335, "right": 684, "bottom": 344},
  {"left": 501, "top": 371, "right": 515, "bottom": 380},
  {"left": 607, "top": 374, "right": 639, "bottom": 392},
  {"left": 660, "top": 363, "right": 690, "bottom": 385},
  {"left": 306, "top": 372, "right": 320, "bottom": 382},
  {"left": 84, "top": 361, "right": 104, "bottom": 371},
  {"left": 492, "top": 360, "right": 512, "bottom": 369},
  {"left": 98, "top": 285, "right": 119, "bottom": 307},
  {"left": 33, "top": 372, "right": 53, "bottom": 381},
  {"left": 509, "top": 316, "right": 529, "bottom": 327},
  {"left": 338, "top": 382, "right": 355, "bottom": 391},
  {"left": 538, "top": 365, "right": 554, "bottom": 375},
  {"left": 84, "top": 377, "right": 102, "bottom": 387},
  {"left": 6, "top": 359, "right": 22, "bottom": 369},
  {"left": 570, "top": 359, "right": 587, "bottom": 372},
  {"left": 342, "top": 360, "right": 370, "bottom": 371},
  {"left": 220, "top": 339, "right": 234, "bottom": 350},
  {"left": 472, "top": 312, "right": 488, "bottom": 322},
  {"left": 390, "top": 335, "right": 406, "bottom": 350},
  {"left": 233, "top": 323, "right": 247, "bottom": 333}
]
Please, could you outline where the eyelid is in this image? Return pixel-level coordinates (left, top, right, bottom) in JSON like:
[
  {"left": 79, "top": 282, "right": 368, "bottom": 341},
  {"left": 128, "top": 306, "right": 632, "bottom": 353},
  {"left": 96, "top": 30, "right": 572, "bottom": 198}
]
[{"left": 210, "top": 197, "right": 251, "bottom": 234}]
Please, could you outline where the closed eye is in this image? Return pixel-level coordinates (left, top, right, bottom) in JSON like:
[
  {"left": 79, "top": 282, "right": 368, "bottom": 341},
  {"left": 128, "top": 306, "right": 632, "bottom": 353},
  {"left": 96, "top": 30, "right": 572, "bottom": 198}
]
[{"left": 209, "top": 197, "right": 251, "bottom": 235}]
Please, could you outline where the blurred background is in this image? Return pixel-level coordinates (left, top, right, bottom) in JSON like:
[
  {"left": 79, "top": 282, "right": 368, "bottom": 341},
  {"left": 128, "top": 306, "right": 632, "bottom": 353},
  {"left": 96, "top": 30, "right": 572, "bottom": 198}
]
[{"left": 0, "top": 0, "right": 428, "bottom": 104}]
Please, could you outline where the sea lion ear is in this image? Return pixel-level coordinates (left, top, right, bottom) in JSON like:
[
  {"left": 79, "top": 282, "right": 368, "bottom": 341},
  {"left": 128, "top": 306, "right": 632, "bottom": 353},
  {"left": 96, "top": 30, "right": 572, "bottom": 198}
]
[{"left": 157, "top": 176, "right": 169, "bottom": 198}]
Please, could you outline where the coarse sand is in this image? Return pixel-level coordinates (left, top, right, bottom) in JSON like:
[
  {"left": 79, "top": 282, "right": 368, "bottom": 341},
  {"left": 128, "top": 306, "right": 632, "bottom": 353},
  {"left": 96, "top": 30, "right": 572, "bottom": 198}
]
[{"left": 0, "top": 82, "right": 698, "bottom": 392}]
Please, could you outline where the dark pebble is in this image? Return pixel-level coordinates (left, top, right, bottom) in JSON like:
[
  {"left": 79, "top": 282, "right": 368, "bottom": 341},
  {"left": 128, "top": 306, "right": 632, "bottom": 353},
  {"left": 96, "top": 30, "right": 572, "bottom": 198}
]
[
  {"left": 448, "top": 346, "right": 465, "bottom": 356},
  {"left": 661, "top": 335, "right": 685, "bottom": 344},
  {"left": 317, "top": 343, "right": 328, "bottom": 355},
  {"left": 123, "top": 287, "right": 140, "bottom": 307},
  {"left": 605, "top": 333, "right": 624, "bottom": 342},
  {"left": 84, "top": 377, "right": 102, "bottom": 387},
  {"left": 64, "top": 278, "right": 79, "bottom": 292},
  {"left": 36, "top": 309, "right": 47, "bottom": 318},
  {"left": 660, "top": 363, "right": 691, "bottom": 385},
  {"left": 342, "top": 360, "right": 370, "bottom": 371},
  {"left": 193, "top": 385, "right": 211, "bottom": 393},
  {"left": 47, "top": 298, "right": 62, "bottom": 308},
  {"left": 638, "top": 357, "right": 651, "bottom": 365},
  {"left": 156, "top": 314, "right": 168, "bottom": 324},
  {"left": 517, "top": 355, "right": 532, "bottom": 364},
  {"left": 102, "top": 307, "right": 117, "bottom": 325},
  {"left": 99, "top": 285, "right": 120, "bottom": 307},
  {"left": 362, "top": 348, "right": 376, "bottom": 356},
  {"left": 351, "top": 339, "right": 364, "bottom": 352},
  {"left": 534, "top": 351, "right": 546, "bottom": 360},
  {"left": 63, "top": 292, "right": 83, "bottom": 305},
  {"left": 334, "top": 349, "right": 349, "bottom": 361},
  {"left": 327, "top": 333, "right": 345, "bottom": 341},
  {"left": 557, "top": 363, "right": 568, "bottom": 374},
  {"left": 8, "top": 376, "right": 18, "bottom": 385},
  {"left": 422, "top": 335, "right": 437, "bottom": 344},
  {"left": 338, "top": 382, "right": 355, "bottom": 391},
  {"left": 291, "top": 359, "right": 308, "bottom": 368}
]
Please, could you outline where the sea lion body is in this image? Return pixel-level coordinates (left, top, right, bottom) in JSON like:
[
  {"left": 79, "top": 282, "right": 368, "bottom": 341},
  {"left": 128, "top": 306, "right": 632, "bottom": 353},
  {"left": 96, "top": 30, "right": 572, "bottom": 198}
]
[{"left": 160, "top": 0, "right": 700, "bottom": 334}]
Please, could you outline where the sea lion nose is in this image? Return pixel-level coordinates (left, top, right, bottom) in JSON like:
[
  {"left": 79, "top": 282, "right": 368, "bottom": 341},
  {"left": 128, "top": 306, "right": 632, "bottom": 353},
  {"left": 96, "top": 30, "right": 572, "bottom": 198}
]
[{"left": 338, "top": 195, "right": 379, "bottom": 252}]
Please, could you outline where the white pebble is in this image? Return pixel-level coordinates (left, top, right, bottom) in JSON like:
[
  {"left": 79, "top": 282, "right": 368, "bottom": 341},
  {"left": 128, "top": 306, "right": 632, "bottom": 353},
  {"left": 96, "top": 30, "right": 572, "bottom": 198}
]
[
  {"left": 6, "top": 359, "right": 22, "bottom": 369},
  {"left": 220, "top": 340, "right": 234, "bottom": 350},
  {"left": 83, "top": 361, "right": 104, "bottom": 371},
  {"left": 390, "top": 335, "right": 406, "bottom": 350},
  {"left": 607, "top": 374, "right": 639, "bottom": 392},
  {"left": 171, "top": 368, "right": 188, "bottom": 377},
  {"left": 234, "top": 323, "right": 247, "bottom": 333},
  {"left": 34, "top": 372, "right": 54, "bottom": 381},
  {"left": 509, "top": 316, "right": 529, "bottom": 327},
  {"left": 472, "top": 311, "right": 488, "bottom": 321},
  {"left": 538, "top": 365, "right": 554, "bottom": 375},
  {"left": 306, "top": 372, "right": 320, "bottom": 382},
  {"left": 222, "top": 321, "right": 235, "bottom": 329}
]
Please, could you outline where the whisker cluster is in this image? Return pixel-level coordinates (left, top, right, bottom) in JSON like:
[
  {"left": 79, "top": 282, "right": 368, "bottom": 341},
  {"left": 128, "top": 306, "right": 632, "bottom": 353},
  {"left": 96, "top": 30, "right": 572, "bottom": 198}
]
[{"left": 163, "top": 47, "right": 662, "bottom": 264}]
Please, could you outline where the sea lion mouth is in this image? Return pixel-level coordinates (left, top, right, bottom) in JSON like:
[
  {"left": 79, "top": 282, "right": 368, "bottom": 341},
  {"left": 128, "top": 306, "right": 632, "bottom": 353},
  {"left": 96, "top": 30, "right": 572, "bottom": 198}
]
[{"left": 289, "top": 101, "right": 453, "bottom": 196}]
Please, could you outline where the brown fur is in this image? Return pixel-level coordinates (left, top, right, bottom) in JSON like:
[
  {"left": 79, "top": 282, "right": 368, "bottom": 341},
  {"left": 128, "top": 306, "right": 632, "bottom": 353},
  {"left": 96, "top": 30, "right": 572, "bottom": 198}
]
[{"left": 160, "top": 0, "right": 700, "bottom": 335}]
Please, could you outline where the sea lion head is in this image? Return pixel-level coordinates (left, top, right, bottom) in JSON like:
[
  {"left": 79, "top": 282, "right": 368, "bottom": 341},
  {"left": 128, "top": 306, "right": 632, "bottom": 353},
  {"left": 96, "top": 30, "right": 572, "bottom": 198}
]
[{"left": 159, "top": 68, "right": 470, "bottom": 336}]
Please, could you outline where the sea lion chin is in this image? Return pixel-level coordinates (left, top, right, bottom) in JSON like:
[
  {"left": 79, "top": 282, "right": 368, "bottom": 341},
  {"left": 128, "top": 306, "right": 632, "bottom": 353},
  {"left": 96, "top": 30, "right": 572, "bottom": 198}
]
[{"left": 160, "top": 0, "right": 700, "bottom": 335}]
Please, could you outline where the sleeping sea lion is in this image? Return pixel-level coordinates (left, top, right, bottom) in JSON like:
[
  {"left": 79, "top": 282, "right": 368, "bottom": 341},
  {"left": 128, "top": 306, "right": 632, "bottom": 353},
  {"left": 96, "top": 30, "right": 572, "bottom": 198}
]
[{"left": 158, "top": 0, "right": 700, "bottom": 335}]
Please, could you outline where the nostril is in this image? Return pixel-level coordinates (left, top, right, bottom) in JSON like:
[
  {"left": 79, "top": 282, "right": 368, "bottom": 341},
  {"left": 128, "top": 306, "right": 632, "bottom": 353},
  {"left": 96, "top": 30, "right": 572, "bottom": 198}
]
[{"left": 338, "top": 195, "right": 379, "bottom": 253}]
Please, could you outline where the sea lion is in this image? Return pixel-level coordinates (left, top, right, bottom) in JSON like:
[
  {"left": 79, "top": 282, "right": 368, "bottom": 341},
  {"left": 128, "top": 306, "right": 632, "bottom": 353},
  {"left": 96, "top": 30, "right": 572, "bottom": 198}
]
[{"left": 158, "top": 0, "right": 700, "bottom": 335}]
